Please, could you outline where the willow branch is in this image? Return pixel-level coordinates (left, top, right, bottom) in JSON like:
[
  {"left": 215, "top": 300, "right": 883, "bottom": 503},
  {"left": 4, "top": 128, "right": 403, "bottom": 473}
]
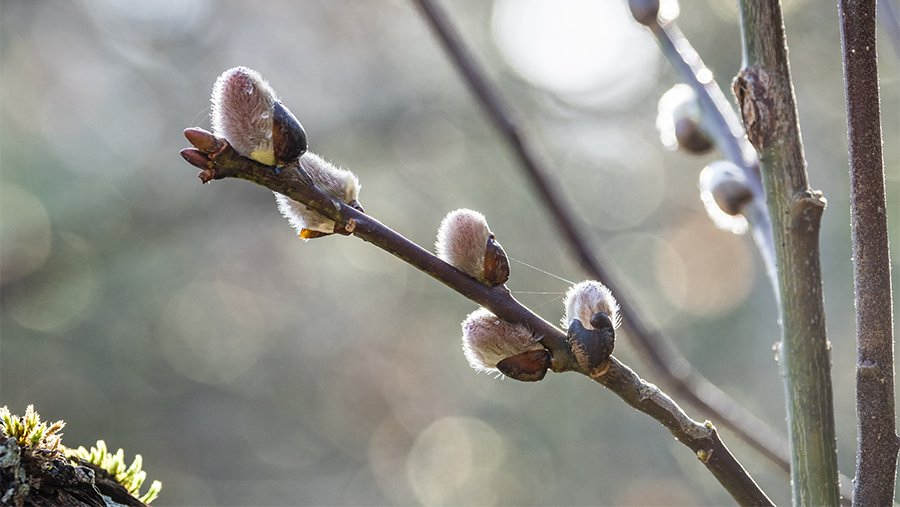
[
  {"left": 838, "top": 0, "right": 899, "bottom": 504},
  {"left": 645, "top": 17, "right": 778, "bottom": 302},
  {"left": 411, "top": 0, "right": 793, "bottom": 481},
  {"left": 180, "top": 133, "right": 772, "bottom": 506},
  {"left": 735, "top": 1, "right": 839, "bottom": 504}
]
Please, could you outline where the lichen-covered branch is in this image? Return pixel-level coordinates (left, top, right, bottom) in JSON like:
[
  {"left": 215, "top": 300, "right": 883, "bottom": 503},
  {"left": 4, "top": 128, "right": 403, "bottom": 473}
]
[
  {"left": 181, "top": 132, "right": 773, "bottom": 506},
  {"left": 838, "top": 0, "right": 899, "bottom": 504},
  {"left": 411, "top": 0, "right": 793, "bottom": 483},
  {"left": 734, "top": 1, "right": 839, "bottom": 504}
]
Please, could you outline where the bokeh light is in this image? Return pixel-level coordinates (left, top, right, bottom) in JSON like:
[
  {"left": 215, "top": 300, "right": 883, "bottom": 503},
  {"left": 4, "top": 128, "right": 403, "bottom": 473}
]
[{"left": 491, "top": 0, "right": 660, "bottom": 108}]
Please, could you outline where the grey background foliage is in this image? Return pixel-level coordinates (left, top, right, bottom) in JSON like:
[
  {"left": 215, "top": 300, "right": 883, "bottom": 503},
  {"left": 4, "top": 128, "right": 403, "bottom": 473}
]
[{"left": 1, "top": 0, "right": 897, "bottom": 505}]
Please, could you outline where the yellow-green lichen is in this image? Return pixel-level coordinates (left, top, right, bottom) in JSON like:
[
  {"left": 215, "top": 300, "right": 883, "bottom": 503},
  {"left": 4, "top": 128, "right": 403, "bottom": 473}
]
[{"left": 68, "top": 440, "right": 162, "bottom": 505}]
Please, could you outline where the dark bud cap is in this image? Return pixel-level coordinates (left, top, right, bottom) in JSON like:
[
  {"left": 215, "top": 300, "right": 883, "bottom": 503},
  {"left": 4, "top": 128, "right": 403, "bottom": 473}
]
[
  {"left": 674, "top": 118, "right": 713, "bottom": 154},
  {"left": 712, "top": 178, "right": 753, "bottom": 216},
  {"left": 496, "top": 349, "right": 551, "bottom": 382},
  {"left": 589, "top": 312, "right": 615, "bottom": 333},
  {"left": 272, "top": 100, "right": 308, "bottom": 165},
  {"left": 629, "top": 0, "right": 660, "bottom": 25},
  {"left": 567, "top": 315, "right": 615, "bottom": 373},
  {"left": 348, "top": 199, "right": 365, "bottom": 213},
  {"left": 482, "top": 235, "right": 510, "bottom": 286}
]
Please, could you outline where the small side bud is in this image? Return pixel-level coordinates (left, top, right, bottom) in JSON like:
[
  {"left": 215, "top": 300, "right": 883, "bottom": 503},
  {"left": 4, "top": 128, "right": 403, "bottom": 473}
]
[
  {"left": 274, "top": 152, "right": 361, "bottom": 239},
  {"left": 629, "top": 0, "right": 660, "bottom": 25},
  {"left": 656, "top": 84, "right": 713, "bottom": 154},
  {"left": 436, "top": 209, "right": 510, "bottom": 286},
  {"left": 211, "top": 67, "right": 307, "bottom": 167},
  {"left": 562, "top": 280, "right": 621, "bottom": 331},
  {"left": 461, "top": 307, "right": 547, "bottom": 381},
  {"left": 180, "top": 148, "right": 209, "bottom": 169},
  {"left": 699, "top": 161, "right": 752, "bottom": 234}
]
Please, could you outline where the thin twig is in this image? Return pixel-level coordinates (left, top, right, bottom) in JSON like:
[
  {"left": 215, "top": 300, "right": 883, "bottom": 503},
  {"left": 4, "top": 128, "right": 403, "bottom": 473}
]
[
  {"left": 411, "top": 0, "right": 793, "bottom": 479},
  {"left": 735, "top": 0, "right": 839, "bottom": 504},
  {"left": 647, "top": 18, "right": 778, "bottom": 303},
  {"left": 180, "top": 132, "right": 773, "bottom": 506},
  {"left": 838, "top": 0, "right": 899, "bottom": 504}
]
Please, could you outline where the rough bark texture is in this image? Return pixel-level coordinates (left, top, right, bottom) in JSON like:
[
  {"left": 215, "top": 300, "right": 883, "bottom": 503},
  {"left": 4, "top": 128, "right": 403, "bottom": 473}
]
[
  {"left": 734, "top": 0, "right": 840, "bottom": 505},
  {"left": 0, "top": 437, "right": 147, "bottom": 507},
  {"left": 838, "top": 0, "right": 900, "bottom": 505}
]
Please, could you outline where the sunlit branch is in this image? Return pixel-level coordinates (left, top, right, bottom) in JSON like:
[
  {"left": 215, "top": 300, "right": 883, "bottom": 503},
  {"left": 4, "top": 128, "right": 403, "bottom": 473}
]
[{"left": 181, "top": 130, "right": 773, "bottom": 506}]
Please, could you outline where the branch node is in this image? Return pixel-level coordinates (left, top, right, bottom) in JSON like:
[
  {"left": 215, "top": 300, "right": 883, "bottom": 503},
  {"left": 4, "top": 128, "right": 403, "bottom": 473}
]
[{"left": 733, "top": 67, "right": 774, "bottom": 151}]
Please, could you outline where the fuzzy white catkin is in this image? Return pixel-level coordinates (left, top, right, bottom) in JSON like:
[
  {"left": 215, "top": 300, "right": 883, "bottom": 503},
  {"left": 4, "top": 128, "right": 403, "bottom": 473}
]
[
  {"left": 699, "top": 160, "right": 750, "bottom": 235},
  {"left": 461, "top": 307, "right": 542, "bottom": 373},
  {"left": 435, "top": 209, "right": 491, "bottom": 282},
  {"left": 562, "top": 280, "right": 621, "bottom": 330},
  {"left": 274, "top": 152, "right": 361, "bottom": 236},
  {"left": 210, "top": 67, "right": 279, "bottom": 166}
]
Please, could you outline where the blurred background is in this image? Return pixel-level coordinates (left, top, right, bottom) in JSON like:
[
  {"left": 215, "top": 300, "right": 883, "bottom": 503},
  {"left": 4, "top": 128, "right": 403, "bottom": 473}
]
[{"left": 1, "top": 0, "right": 897, "bottom": 505}]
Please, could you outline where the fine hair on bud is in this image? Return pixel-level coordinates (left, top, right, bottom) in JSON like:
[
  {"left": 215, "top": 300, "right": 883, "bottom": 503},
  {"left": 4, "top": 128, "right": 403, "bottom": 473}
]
[
  {"left": 211, "top": 67, "right": 307, "bottom": 166},
  {"left": 699, "top": 160, "right": 752, "bottom": 235},
  {"left": 562, "top": 280, "right": 621, "bottom": 330},
  {"left": 211, "top": 67, "right": 280, "bottom": 166},
  {"left": 435, "top": 209, "right": 494, "bottom": 283},
  {"left": 656, "top": 84, "right": 713, "bottom": 154},
  {"left": 274, "top": 152, "right": 361, "bottom": 239},
  {"left": 461, "top": 307, "right": 543, "bottom": 374}
]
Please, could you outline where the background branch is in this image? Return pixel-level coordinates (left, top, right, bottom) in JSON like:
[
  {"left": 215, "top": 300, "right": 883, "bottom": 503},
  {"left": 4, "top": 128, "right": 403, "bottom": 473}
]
[
  {"left": 412, "top": 0, "right": 794, "bottom": 482},
  {"left": 838, "top": 0, "right": 899, "bottom": 504},
  {"left": 181, "top": 134, "right": 773, "bottom": 506},
  {"left": 735, "top": 0, "right": 839, "bottom": 504},
  {"left": 645, "top": 15, "right": 779, "bottom": 303}
]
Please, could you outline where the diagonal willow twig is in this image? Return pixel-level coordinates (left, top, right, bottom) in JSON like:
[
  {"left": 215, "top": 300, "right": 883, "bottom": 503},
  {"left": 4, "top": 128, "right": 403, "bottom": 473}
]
[
  {"left": 180, "top": 129, "right": 773, "bottom": 506},
  {"left": 411, "top": 0, "right": 795, "bottom": 479}
]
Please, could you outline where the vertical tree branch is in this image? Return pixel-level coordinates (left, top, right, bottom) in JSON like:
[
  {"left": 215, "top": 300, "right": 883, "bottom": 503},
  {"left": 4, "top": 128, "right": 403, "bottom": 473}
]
[
  {"left": 838, "top": 0, "right": 900, "bottom": 504},
  {"left": 412, "top": 0, "right": 794, "bottom": 479},
  {"left": 734, "top": 1, "right": 839, "bottom": 504}
]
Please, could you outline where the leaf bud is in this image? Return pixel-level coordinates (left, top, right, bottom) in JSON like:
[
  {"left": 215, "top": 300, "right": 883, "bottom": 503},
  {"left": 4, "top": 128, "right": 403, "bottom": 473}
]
[
  {"left": 461, "top": 307, "right": 548, "bottom": 381},
  {"left": 656, "top": 84, "right": 713, "bottom": 154},
  {"left": 274, "top": 152, "right": 361, "bottom": 239},
  {"left": 211, "top": 67, "right": 307, "bottom": 167},
  {"left": 435, "top": 209, "right": 510, "bottom": 286},
  {"left": 698, "top": 160, "right": 752, "bottom": 234}
]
